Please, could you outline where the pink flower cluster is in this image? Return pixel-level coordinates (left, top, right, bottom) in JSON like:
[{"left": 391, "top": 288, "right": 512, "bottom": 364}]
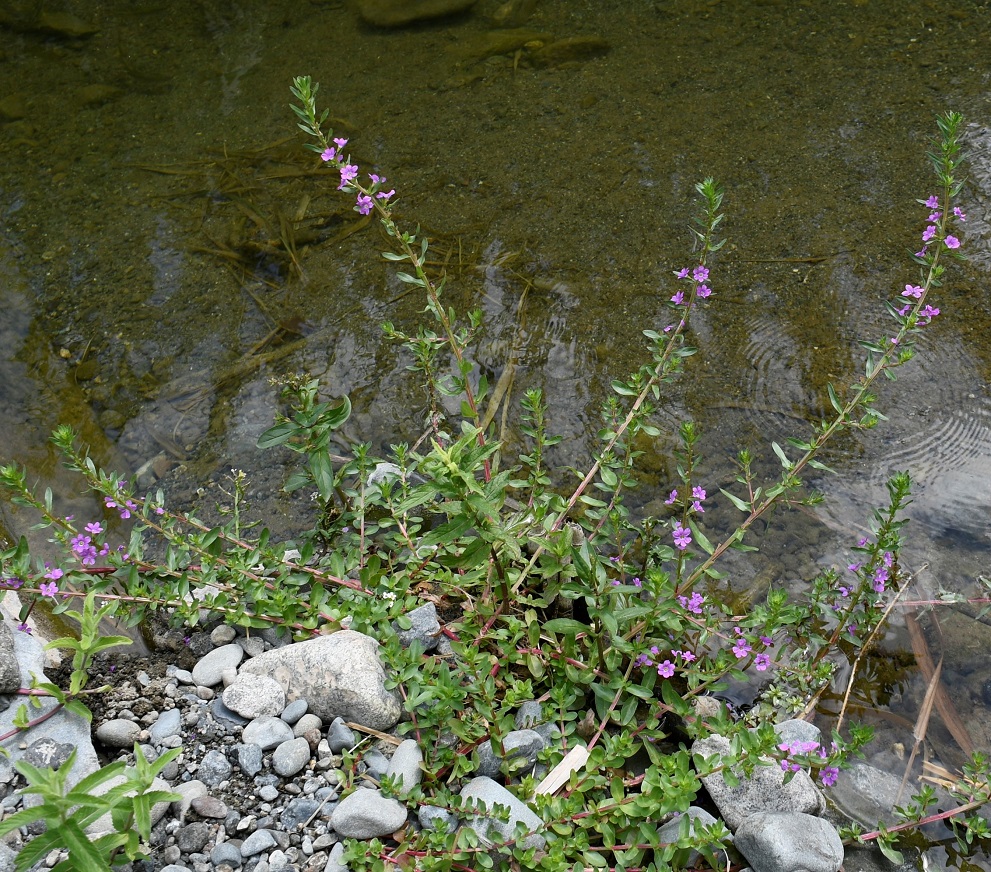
[{"left": 321, "top": 138, "right": 395, "bottom": 216}]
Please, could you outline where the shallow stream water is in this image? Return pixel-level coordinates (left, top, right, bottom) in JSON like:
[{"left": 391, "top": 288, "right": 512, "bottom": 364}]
[{"left": 1, "top": 0, "right": 991, "bottom": 863}]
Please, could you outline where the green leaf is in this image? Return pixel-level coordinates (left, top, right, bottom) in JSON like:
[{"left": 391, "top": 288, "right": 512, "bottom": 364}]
[
  {"left": 826, "top": 382, "right": 843, "bottom": 414},
  {"left": 719, "top": 487, "right": 751, "bottom": 512},
  {"left": 542, "top": 618, "right": 590, "bottom": 637},
  {"left": 878, "top": 839, "right": 905, "bottom": 865},
  {"left": 256, "top": 421, "right": 298, "bottom": 450},
  {"left": 309, "top": 451, "right": 336, "bottom": 502},
  {"left": 771, "top": 441, "right": 792, "bottom": 469}
]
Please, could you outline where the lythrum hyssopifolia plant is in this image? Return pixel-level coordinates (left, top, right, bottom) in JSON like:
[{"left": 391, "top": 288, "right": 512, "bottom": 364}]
[{"left": 0, "top": 79, "right": 985, "bottom": 869}]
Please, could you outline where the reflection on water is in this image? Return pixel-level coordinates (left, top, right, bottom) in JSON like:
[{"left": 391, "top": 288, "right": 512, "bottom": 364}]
[{"left": 1, "top": 0, "right": 991, "bottom": 858}]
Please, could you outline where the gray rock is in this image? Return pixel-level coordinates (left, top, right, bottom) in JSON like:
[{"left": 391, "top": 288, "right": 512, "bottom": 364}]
[
  {"left": 96, "top": 718, "right": 142, "bottom": 749},
  {"left": 356, "top": 0, "right": 477, "bottom": 26},
  {"left": 476, "top": 729, "right": 544, "bottom": 777},
  {"left": 331, "top": 788, "right": 408, "bottom": 839},
  {"left": 237, "top": 743, "right": 264, "bottom": 776},
  {"left": 0, "top": 618, "right": 20, "bottom": 693},
  {"left": 259, "top": 784, "right": 280, "bottom": 802},
  {"left": 171, "top": 779, "right": 207, "bottom": 820},
  {"left": 774, "top": 719, "right": 823, "bottom": 749},
  {"left": 0, "top": 844, "right": 16, "bottom": 872},
  {"left": 238, "top": 631, "right": 400, "bottom": 731},
  {"left": 826, "top": 762, "right": 904, "bottom": 828},
  {"left": 176, "top": 821, "right": 212, "bottom": 853},
  {"left": 362, "top": 748, "right": 390, "bottom": 779},
  {"left": 273, "top": 737, "right": 312, "bottom": 777},
  {"left": 211, "top": 624, "right": 237, "bottom": 645},
  {"left": 324, "top": 842, "right": 349, "bottom": 872},
  {"left": 392, "top": 602, "right": 440, "bottom": 652},
  {"left": 241, "top": 828, "right": 278, "bottom": 857},
  {"left": 192, "top": 644, "right": 244, "bottom": 687},
  {"left": 198, "top": 749, "right": 233, "bottom": 787},
  {"left": 190, "top": 795, "right": 228, "bottom": 818},
  {"left": 326, "top": 718, "right": 356, "bottom": 753},
  {"left": 657, "top": 806, "right": 721, "bottom": 867},
  {"left": 386, "top": 740, "right": 423, "bottom": 797},
  {"left": 693, "top": 735, "right": 825, "bottom": 830},
  {"left": 418, "top": 804, "right": 457, "bottom": 834},
  {"left": 211, "top": 841, "right": 243, "bottom": 867},
  {"left": 281, "top": 797, "right": 322, "bottom": 831},
  {"left": 281, "top": 699, "right": 309, "bottom": 724},
  {"left": 213, "top": 696, "right": 249, "bottom": 727},
  {"left": 735, "top": 811, "right": 843, "bottom": 872},
  {"left": 459, "top": 776, "right": 545, "bottom": 850},
  {"left": 515, "top": 701, "right": 543, "bottom": 730},
  {"left": 160, "top": 866, "right": 191, "bottom": 872},
  {"left": 293, "top": 713, "right": 323, "bottom": 738},
  {"left": 22, "top": 736, "right": 74, "bottom": 770},
  {"left": 243, "top": 715, "right": 295, "bottom": 751},
  {"left": 148, "top": 707, "right": 183, "bottom": 744},
  {"left": 223, "top": 673, "right": 287, "bottom": 719},
  {"left": 0, "top": 625, "right": 99, "bottom": 786}
]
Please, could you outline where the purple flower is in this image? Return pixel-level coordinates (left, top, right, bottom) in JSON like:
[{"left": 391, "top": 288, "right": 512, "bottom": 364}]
[
  {"left": 3, "top": 577, "right": 23, "bottom": 590},
  {"left": 657, "top": 660, "right": 675, "bottom": 678},
  {"left": 45, "top": 567, "right": 63, "bottom": 581},
  {"left": 945, "top": 235, "right": 960, "bottom": 249},
  {"left": 754, "top": 652, "right": 771, "bottom": 671},
  {"left": 954, "top": 206, "right": 967, "bottom": 221},
  {"left": 369, "top": 173, "right": 386, "bottom": 185},
  {"left": 902, "top": 284, "right": 924, "bottom": 298},
  {"left": 376, "top": 189, "right": 395, "bottom": 201},
  {"left": 356, "top": 194, "right": 374, "bottom": 215},
  {"left": 675, "top": 267, "right": 689, "bottom": 279},
  {"left": 695, "top": 284, "right": 711, "bottom": 299},
  {"left": 339, "top": 164, "right": 359, "bottom": 190},
  {"left": 39, "top": 581, "right": 58, "bottom": 597},
  {"left": 670, "top": 290, "right": 685, "bottom": 305},
  {"left": 680, "top": 649, "right": 697, "bottom": 662},
  {"left": 760, "top": 635, "right": 773, "bottom": 647},
  {"left": 927, "top": 210, "right": 942, "bottom": 222},
  {"left": 732, "top": 638, "right": 752, "bottom": 659},
  {"left": 634, "top": 653, "right": 651, "bottom": 668},
  {"left": 17, "top": 622, "right": 31, "bottom": 634},
  {"left": 918, "top": 304, "right": 940, "bottom": 323},
  {"left": 677, "top": 591, "right": 705, "bottom": 614},
  {"left": 925, "top": 195, "right": 940, "bottom": 208},
  {"left": 692, "top": 265, "right": 709, "bottom": 283},
  {"left": 321, "top": 147, "right": 337, "bottom": 162},
  {"left": 672, "top": 523, "right": 692, "bottom": 550},
  {"left": 632, "top": 576, "right": 642, "bottom": 588},
  {"left": 692, "top": 486, "right": 706, "bottom": 500},
  {"left": 664, "top": 490, "right": 678, "bottom": 505},
  {"left": 820, "top": 766, "right": 839, "bottom": 787},
  {"left": 333, "top": 136, "right": 348, "bottom": 149},
  {"left": 922, "top": 225, "right": 936, "bottom": 242}
]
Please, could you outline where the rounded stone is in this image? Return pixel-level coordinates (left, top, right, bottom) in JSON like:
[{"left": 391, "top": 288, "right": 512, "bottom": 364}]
[
  {"left": 280, "top": 699, "right": 309, "bottom": 724},
  {"left": 273, "top": 737, "right": 312, "bottom": 778},
  {"left": 210, "top": 841, "right": 243, "bottom": 867},
  {"left": 191, "top": 644, "right": 244, "bottom": 687},
  {"left": 190, "top": 795, "right": 229, "bottom": 819},
  {"left": 237, "top": 630, "right": 400, "bottom": 730},
  {"left": 292, "top": 713, "right": 323, "bottom": 738},
  {"left": 175, "top": 821, "right": 211, "bottom": 853},
  {"left": 222, "top": 673, "right": 286, "bottom": 719},
  {"left": 148, "top": 708, "right": 182, "bottom": 744},
  {"left": 386, "top": 739, "right": 423, "bottom": 797},
  {"left": 95, "top": 718, "right": 141, "bottom": 749},
  {"left": 240, "top": 828, "right": 277, "bottom": 857},
  {"left": 242, "top": 716, "right": 294, "bottom": 751},
  {"left": 330, "top": 788, "right": 408, "bottom": 839},
  {"left": 197, "top": 749, "right": 233, "bottom": 787}
]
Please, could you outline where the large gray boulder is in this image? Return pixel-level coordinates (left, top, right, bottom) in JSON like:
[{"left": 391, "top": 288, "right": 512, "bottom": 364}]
[
  {"left": 693, "top": 735, "right": 825, "bottom": 831},
  {"left": 238, "top": 630, "right": 401, "bottom": 730},
  {"left": 0, "top": 621, "right": 99, "bottom": 786},
  {"left": 735, "top": 811, "right": 844, "bottom": 872},
  {"left": 459, "top": 776, "right": 545, "bottom": 851}
]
